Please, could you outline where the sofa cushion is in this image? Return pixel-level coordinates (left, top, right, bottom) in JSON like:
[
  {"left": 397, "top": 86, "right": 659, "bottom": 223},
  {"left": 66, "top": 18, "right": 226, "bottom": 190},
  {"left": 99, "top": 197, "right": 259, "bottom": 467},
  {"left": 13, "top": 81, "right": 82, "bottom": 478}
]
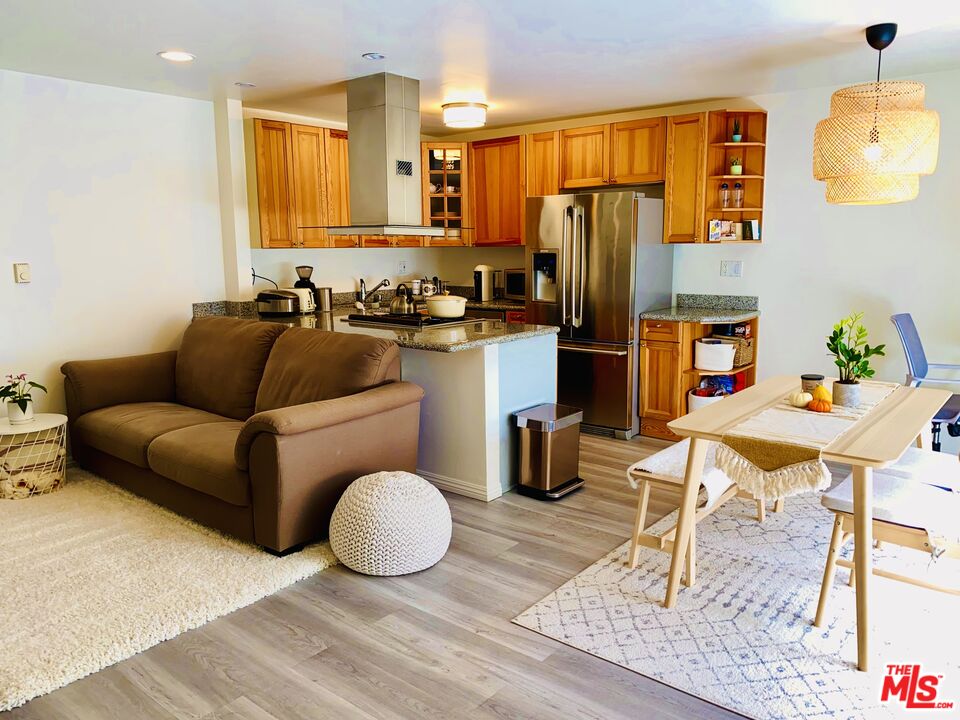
[
  {"left": 176, "top": 317, "right": 287, "bottom": 420},
  {"left": 73, "top": 402, "right": 230, "bottom": 468},
  {"left": 148, "top": 422, "right": 250, "bottom": 507},
  {"left": 255, "top": 328, "right": 400, "bottom": 413}
]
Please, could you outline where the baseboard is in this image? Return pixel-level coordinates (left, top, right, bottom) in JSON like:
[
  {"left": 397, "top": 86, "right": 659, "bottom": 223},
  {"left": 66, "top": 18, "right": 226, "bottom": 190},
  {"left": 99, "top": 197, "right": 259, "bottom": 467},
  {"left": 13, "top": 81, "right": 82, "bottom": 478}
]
[{"left": 417, "top": 469, "right": 502, "bottom": 502}]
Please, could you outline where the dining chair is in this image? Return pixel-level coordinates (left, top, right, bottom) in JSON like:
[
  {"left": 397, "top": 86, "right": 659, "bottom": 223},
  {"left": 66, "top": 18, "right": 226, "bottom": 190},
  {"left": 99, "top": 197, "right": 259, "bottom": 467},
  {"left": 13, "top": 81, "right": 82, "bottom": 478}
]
[
  {"left": 814, "top": 447, "right": 960, "bottom": 629},
  {"left": 890, "top": 313, "right": 960, "bottom": 451}
]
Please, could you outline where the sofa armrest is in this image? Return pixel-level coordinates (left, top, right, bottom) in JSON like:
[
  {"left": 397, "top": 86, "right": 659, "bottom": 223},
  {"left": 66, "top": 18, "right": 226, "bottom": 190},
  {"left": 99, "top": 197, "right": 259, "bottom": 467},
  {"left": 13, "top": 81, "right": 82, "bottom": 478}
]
[
  {"left": 235, "top": 381, "right": 424, "bottom": 469},
  {"left": 241, "top": 381, "right": 425, "bottom": 551},
  {"left": 61, "top": 351, "right": 178, "bottom": 419}
]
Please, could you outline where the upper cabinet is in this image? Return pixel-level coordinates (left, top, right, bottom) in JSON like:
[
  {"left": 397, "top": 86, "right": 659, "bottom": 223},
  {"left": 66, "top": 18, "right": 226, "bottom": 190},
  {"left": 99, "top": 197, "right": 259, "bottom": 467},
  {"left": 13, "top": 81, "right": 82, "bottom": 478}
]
[
  {"left": 252, "top": 119, "right": 359, "bottom": 248},
  {"left": 559, "top": 124, "right": 610, "bottom": 188},
  {"left": 558, "top": 119, "right": 666, "bottom": 189},
  {"left": 610, "top": 118, "right": 666, "bottom": 184},
  {"left": 662, "top": 109, "right": 767, "bottom": 245},
  {"left": 526, "top": 131, "right": 560, "bottom": 196},
  {"left": 253, "top": 120, "right": 296, "bottom": 248},
  {"left": 422, "top": 142, "right": 469, "bottom": 247},
  {"left": 469, "top": 136, "right": 525, "bottom": 246},
  {"left": 663, "top": 113, "right": 708, "bottom": 244}
]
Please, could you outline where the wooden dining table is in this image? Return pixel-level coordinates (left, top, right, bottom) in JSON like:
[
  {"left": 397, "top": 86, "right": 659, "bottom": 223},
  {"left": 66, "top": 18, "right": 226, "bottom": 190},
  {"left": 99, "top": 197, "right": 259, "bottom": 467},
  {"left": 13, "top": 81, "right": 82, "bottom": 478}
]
[{"left": 665, "top": 375, "right": 950, "bottom": 672}]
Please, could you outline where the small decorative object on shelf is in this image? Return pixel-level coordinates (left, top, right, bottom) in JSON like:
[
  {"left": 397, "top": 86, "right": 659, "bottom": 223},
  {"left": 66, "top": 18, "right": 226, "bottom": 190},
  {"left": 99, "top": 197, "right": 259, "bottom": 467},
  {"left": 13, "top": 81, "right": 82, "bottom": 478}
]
[
  {"left": 718, "top": 182, "right": 731, "bottom": 208},
  {"left": 732, "top": 117, "right": 742, "bottom": 143},
  {"left": 1, "top": 373, "right": 47, "bottom": 425},
  {"left": 801, "top": 373, "right": 825, "bottom": 393},
  {"left": 733, "top": 182, "right": 744, "bottom": 208},
  {"left": 826, "top": 311, "right": 886, "bottom": 407},
  {"left": 730, "top": 157, "right": 743, "bottom": 175}
]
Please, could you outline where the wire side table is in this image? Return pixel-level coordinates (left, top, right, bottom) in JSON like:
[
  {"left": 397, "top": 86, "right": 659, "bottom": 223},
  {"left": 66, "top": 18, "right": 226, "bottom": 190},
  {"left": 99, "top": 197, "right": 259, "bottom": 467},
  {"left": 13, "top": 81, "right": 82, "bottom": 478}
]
[{"left": 0, "top": 413, "right": 68, "bottom": 499}]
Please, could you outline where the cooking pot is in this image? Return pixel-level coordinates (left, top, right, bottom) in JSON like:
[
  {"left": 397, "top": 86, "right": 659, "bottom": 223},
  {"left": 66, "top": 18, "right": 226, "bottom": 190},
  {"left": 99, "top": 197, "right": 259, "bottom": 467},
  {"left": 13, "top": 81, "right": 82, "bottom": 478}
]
[
  {"left": 389, "top": 284, "right": 418, "bottom": 315},
  {"left": 425, "top": 294, "right": 467, "bottom": 318}
]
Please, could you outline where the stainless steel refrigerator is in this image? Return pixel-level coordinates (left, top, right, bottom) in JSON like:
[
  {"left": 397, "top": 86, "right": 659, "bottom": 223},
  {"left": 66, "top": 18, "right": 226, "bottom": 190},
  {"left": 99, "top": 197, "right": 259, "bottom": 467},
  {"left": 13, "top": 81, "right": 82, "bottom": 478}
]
[{"left": 525, "top": 190, "right": 673, "bottom": 439}]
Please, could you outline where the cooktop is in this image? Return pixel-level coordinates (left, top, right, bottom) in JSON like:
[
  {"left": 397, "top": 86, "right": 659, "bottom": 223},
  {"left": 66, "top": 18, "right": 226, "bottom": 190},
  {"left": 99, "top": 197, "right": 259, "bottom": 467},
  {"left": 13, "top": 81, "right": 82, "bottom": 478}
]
[{"left": 342, "top": 313, "right": 479, "bottom": 329}]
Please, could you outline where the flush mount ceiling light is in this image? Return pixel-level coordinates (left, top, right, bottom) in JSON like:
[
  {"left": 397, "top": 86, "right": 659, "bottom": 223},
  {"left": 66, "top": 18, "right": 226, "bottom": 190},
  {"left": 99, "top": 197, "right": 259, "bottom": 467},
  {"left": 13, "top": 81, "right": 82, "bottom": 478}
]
[
  {"left": 813, "top": 23, "right": 939, "bottom": 205},
  {"left": 234, "top": 81, "right": 256, "bottom": 88},
  {"left": 442, "top": 102, "right": 488, "bottom": 129},
  {"left": 361, "top": 52, "right": 386, "bottom": 61},
  {"left": 157, "top": 50, "right": 195, "bottom": 63}
]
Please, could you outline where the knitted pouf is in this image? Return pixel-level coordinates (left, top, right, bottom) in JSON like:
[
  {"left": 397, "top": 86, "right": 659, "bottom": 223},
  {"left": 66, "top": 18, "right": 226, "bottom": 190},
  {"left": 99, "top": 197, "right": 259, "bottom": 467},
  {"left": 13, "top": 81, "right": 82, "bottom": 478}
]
[{"left": 329, "top": 471, "right": 452, "bottom": 576}]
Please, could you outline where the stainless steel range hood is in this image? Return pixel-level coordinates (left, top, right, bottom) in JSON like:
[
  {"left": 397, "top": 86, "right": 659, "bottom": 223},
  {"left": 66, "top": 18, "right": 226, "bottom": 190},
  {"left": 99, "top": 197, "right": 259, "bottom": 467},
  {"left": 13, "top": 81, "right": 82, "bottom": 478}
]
[{"left": 327, "top": 73, "right": 443, "bottom": 237}]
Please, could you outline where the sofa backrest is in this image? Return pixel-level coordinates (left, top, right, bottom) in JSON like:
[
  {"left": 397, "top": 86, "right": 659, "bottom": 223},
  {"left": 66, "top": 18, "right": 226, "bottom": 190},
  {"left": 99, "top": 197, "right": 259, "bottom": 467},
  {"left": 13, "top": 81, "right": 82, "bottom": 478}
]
[
  {"left": 255, "top": 328, "right": 400, "bottom": 413},
  {"left": 176, "top": 317, "right": 287, "bottom": 420}
]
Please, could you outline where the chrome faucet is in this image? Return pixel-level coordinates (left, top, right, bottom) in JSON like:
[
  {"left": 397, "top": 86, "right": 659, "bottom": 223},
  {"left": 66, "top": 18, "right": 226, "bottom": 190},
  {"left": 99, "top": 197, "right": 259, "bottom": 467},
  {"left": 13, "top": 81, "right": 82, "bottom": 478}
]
[{"left": 357, "top": 278, "right": 391, "bottom": 305}]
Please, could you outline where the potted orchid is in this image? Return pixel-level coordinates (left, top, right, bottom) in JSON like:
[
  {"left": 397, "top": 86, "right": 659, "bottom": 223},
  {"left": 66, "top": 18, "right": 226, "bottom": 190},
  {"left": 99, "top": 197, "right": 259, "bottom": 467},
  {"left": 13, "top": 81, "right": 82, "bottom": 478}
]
[
  {"left": 826, "top": 312, "right": 885, "bottom": 407},
  {"left": 1, "top": 373, "right": 47, "bottom": 425}
]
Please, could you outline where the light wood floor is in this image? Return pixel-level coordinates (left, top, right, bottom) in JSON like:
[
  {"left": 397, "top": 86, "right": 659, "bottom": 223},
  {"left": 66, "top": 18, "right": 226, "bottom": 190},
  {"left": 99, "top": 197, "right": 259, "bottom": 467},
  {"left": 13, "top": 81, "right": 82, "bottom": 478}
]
[{"left": 8, "top": 435, "right": 744, "bottom": 720}]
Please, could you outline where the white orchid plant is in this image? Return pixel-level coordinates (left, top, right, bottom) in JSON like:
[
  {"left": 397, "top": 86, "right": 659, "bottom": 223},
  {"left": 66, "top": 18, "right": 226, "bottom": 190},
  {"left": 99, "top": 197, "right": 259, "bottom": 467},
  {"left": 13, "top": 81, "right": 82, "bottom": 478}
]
[{"left": 1, "top": 373, "right": 47, "bottom": 413}]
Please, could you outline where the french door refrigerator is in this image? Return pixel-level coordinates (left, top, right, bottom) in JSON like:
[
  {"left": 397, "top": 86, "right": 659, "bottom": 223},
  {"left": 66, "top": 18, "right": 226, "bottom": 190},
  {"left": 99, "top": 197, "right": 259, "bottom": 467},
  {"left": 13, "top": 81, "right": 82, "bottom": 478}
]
[{"left": 525, "top": 191, "right": 673, "bottom": 438}]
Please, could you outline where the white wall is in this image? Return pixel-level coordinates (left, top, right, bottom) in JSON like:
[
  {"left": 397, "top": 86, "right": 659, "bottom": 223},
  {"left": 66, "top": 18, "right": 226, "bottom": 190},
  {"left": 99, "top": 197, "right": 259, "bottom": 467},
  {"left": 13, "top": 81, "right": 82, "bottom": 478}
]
[
  {"left": 1, "top": 70, "right": 224, "bottom": 415},
  {"left": 249, "top": 245, "right": 524, "bottom": 294},
  {"left": 674, "top": 66, "right": 960, "bottom": 386}
]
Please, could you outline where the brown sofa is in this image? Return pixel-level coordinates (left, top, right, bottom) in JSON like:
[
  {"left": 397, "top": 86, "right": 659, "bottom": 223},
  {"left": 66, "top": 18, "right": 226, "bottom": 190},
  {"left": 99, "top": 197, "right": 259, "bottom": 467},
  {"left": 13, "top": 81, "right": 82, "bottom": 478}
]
[{"left": 61, "top": 316, "right": 424, "bottom": 553}]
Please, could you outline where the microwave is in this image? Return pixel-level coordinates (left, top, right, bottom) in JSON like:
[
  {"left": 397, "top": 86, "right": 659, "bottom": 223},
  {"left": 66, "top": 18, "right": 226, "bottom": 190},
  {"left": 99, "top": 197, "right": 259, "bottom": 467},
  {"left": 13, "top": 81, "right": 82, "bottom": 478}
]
[{"left": 503, "top": 268, "right": 526, "bottom": 301}]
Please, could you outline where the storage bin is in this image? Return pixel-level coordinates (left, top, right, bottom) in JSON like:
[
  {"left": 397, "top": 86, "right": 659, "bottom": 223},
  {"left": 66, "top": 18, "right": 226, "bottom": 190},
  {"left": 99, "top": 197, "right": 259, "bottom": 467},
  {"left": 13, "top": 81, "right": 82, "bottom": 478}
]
[
  {"left": 713, "top": 335, "right": 755, "bottom": 367},
  {"left": 694, "top": 340, "right": 736, "bottom": 371},
  {"left": 688, "top": 390, "right": 726, "bottom": 412}
]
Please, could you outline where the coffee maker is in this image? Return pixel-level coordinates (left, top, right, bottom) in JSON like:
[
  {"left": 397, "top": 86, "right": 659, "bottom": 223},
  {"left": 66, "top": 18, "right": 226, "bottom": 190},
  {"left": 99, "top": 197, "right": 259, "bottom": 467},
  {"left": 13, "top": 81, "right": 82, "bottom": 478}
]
[{"left": 473, "top": 264, "right": 495, "bottom": 302}]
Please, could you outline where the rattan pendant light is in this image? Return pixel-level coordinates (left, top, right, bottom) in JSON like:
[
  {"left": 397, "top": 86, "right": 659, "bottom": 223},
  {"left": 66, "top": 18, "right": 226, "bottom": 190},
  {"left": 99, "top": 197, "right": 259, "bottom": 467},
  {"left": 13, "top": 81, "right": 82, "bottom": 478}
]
[{"left": 813, "top": 23, "right": 939, "bottom": 205}]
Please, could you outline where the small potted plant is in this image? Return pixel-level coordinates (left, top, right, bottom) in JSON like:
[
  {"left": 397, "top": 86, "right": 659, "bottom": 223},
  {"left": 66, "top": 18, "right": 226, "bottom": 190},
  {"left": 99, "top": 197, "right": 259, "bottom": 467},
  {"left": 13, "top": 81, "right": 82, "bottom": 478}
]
[
  {"left": 730, "top": 156, "right": 743, "bottom": 175},
  {"left": 731, "top": 117, "right": 742, "bottom": 142},
  {"left": 826, "top": 312, "right": 885, "bottom": 407},
  {"left": 1, "top": 373, "right": 47, "bottom": 425}
]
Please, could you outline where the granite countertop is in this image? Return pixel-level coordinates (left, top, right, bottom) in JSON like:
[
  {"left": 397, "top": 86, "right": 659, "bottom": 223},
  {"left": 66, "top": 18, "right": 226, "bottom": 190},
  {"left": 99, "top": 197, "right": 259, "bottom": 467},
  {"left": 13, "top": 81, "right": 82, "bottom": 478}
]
[
  {"left": 463, "top": 298, "right": 525, "bottom": 311},
  {"left": 257, "top": 306, "right": 557, "bottom": 353},
  {"left": 640, "top": 293, "right": 759, "bottom": 324}
]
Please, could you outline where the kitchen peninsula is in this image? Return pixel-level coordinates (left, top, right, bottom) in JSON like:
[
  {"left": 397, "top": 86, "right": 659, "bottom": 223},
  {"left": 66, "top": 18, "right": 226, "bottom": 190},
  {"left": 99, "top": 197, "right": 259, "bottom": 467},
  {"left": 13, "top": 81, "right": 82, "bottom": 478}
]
[{"left": 195, "top": 304, "right": 559, "bottom": 501}]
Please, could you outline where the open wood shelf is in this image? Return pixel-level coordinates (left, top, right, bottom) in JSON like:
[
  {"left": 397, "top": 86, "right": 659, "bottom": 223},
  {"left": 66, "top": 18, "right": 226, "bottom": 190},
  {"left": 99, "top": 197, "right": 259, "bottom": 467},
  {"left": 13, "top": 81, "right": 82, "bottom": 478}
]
[
  {"left": 707, "top": 207, "right": 763, "bottom": 213},
  {"left": 709, "top": 174, "right": 764, "bottom": 179},
  {"left": 684, "top": 362, "right": 755, "bottom": 377},
  {"left": 710, "top": 141, "right": 765, "bottom": 147}
]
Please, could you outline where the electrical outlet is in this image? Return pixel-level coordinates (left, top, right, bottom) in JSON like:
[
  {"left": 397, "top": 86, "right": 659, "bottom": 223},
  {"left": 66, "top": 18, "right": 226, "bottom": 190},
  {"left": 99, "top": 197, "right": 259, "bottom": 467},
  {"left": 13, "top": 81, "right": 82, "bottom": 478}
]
[
  {"left": 397, "top": 260, "right": 409, "bottom": 275},
  {"left": 720, "top": 260, "right": 743, "bottom": 278},
  {"left": 13, "top": 263, "right": 30, "bottom": 283}
]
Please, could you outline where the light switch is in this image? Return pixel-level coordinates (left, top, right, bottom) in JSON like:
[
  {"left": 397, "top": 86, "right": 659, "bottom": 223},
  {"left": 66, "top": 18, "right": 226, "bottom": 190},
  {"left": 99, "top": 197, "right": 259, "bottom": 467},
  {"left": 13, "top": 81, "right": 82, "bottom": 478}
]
[
  {"left": 720, "top": 260, "right": 743, "bottom": 278},
  {"left": 13, "top": 263, "right": 30, "bottom": 283}
]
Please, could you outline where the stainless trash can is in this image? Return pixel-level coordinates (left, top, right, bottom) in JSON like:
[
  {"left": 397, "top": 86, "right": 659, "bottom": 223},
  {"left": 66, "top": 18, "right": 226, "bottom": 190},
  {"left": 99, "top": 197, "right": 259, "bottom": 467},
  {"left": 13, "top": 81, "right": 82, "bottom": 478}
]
[{"left": 515, "top": 404, "right": 584, "bottom": 500}]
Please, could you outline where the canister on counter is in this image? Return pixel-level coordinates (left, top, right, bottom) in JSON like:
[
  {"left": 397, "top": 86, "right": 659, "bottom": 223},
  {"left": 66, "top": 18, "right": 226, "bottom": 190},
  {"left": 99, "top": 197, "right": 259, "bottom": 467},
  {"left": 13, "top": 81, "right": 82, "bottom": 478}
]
[{"left": 801, "top": 374, "right": 825, "bottom": 393}]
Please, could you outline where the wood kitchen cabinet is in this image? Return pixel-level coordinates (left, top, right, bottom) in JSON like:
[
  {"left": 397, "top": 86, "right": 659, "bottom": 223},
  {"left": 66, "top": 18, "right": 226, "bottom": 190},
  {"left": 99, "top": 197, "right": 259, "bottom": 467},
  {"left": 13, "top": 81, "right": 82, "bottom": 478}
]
[
  {"left": 639, "top": 339, "right": 682, "bottom": 422},
  {"left": 663, "top": 112, "right": 708, "bottom": 244},
  {"left": 559, "top": 119, "right": 666, "bottom": 189},
  {"left": 253, "top": 120, "right": 359, "bottom": 248},
  {"left": 422, "top": 142, "right": 469, "bottom": 246},
  {"left": 253, "top": 119, "right": 296, "bottom": 248},
  {"left": 525, "top": 131, "right": 560, "bottom": 196},
  {"left": 469, "top": 136, "right": 525, "bottom": 246},
  {"left": 559, "top": 124, "right": 610, "bottom": 188}
]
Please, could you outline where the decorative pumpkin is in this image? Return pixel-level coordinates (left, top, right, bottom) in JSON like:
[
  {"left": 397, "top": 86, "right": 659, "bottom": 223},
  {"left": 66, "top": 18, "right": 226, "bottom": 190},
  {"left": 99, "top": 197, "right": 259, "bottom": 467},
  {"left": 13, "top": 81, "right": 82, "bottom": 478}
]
[
  {"left": 811, "top": 385, "right": 832, "bottom": 403},
  {"left": 807, "top": 397, "right": 833, "bottom": 413},
  {"left": 788, "top": 391, "right": 813, "bottom": 408}
]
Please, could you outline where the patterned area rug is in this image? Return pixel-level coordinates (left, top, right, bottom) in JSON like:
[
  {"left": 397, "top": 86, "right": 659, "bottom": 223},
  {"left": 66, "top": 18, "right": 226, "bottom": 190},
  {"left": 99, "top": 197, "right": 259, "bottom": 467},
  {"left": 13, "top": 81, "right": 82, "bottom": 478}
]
[
  {"left": 0, "top": 470, "right": 336, "bottom": 711},
  {"left": 514, "top": 491, "right": 960, "bottom": 720}
]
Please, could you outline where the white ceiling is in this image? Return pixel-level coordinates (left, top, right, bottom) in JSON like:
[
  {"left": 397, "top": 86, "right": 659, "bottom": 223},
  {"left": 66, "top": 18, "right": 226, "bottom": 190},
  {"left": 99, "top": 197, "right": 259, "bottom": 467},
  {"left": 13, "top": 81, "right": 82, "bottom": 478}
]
[{"left": 4, "top": 0, "right": 960, "bottom": 134}]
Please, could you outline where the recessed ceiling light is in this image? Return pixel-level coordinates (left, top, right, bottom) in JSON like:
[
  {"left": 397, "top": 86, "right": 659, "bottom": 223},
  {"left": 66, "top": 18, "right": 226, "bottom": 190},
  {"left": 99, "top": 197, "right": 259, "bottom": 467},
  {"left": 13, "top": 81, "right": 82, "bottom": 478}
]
[
  {"left": 442, "top": 102, "right": 488, "bottom": 129},
  {"left": 234, "top": 82, "right": 256, "bottom": 88},
  {"left": 361, "top": 52, "right": 386, "bottom": 61},
  {"left": 157, "top": 50, "right": 195, "bottom": 63}
]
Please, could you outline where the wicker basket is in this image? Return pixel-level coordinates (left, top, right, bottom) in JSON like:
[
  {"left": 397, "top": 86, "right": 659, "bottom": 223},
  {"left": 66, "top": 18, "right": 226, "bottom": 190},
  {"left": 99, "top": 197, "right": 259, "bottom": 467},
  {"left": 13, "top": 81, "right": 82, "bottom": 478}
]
[{"left": 713, "top": 335, "right": 754, "bottom": 368}]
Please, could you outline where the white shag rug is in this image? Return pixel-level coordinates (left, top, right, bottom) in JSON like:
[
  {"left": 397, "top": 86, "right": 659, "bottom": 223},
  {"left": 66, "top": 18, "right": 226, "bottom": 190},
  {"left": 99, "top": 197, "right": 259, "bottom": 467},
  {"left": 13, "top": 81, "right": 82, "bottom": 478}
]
[
  {"left": 514, "top": 491, "right": 960, "bottom": 720},
  {"left": 0, "top": 470, "right": 336, "bottom": 711}
]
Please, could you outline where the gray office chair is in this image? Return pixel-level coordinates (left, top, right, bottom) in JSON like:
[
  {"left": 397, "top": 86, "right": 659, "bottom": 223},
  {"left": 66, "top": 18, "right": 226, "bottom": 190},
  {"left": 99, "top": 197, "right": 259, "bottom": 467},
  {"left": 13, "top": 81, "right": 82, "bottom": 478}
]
[{"left": 890, "top": 313, "right": 960, "bottom": 451}]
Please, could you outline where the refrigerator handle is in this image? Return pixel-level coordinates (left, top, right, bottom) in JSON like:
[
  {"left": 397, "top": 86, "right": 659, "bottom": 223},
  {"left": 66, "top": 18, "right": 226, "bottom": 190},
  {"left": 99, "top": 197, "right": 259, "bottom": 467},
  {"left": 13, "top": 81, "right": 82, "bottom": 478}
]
[
  {"left": 560, "top": 205, "right": 572, "bottom": 324},
  {"left": 574, "top": 207, "right": 586, "bottom": 328}
]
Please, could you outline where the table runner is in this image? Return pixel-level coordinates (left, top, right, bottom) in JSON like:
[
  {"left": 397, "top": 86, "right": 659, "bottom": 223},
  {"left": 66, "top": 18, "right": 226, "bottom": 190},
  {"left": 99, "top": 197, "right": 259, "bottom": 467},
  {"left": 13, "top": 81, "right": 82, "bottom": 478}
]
[{"left": 715, "top": 381, "right": 898, "bottom": 499}]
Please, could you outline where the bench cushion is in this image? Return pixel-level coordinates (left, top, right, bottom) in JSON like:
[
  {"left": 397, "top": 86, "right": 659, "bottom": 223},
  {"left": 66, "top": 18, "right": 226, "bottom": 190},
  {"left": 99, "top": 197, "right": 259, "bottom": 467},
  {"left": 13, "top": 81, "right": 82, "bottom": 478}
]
[
  {"left": 176, "top": 317, "right": 286, "bottom": 420},
  {"left": 148, "top": 422, "right": 250, "bottom": 506},
  {"left": 73, "top": 402, "right": 230, "bottom": 468},
  {"left": 822, "top": 472, "right": 960, "bottom": 531},
  {"left": 884, "top": 447, "right": 960, "bottom": 490}
]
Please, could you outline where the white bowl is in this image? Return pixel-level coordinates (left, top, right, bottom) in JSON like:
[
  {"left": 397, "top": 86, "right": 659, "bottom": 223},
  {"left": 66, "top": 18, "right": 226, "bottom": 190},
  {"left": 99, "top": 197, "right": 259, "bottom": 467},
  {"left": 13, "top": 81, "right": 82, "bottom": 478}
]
[{"left": 426, "top": 295, "right": 467, "bottom": 318}]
